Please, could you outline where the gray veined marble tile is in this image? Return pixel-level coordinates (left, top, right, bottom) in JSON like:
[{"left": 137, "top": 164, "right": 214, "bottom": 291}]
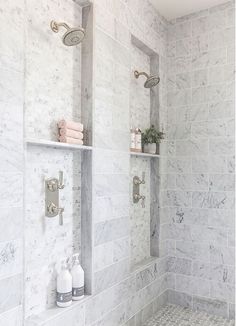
[
  {"left": 192, "top": 191, "right": 235, "bottom": 209},
  {"left": 192, "top": 296, "right": 228, "bottom": 318}
]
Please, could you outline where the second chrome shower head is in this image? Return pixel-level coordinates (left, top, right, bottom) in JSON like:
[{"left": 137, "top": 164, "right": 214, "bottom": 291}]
[
  {"left": 50, "top": 20, "right": 85, "bottom": 46},
  {"left": 134, "top": 70, "right": 160, "bottom": 88}
]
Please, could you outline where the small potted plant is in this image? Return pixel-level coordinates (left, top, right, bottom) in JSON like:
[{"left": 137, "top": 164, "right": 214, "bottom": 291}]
[{"left": 142, "top": 125, "right": 164, "bottom": 154}]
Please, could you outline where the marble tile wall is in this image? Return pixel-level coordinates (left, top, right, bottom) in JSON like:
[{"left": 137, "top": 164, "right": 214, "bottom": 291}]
[
  {"left": 130, "top": 43, "right": 151, "bottom": 267},
  {"left": 25, "top": 0, "right": 169, "bottom": 325},
  {"left": 0, "top": 0, "right": 24, "bottom": 324},
  {"left": 24, "top": 0, "right": 83, "bottom": 318},
  {"left": 163, "top": 0, "right": 235, "bottom": 319}
]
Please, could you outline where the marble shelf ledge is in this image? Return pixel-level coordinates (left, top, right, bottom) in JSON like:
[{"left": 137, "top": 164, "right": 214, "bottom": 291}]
[
  {"left": 130, "top": 151, "right": 160, "bottom": 158},
  {"left": 26, "top": 138, "right": 93, "bottom": 151},
  {"left": 131, "top": 256, "right": 159, "bottom": 274},
  {"left": 26, "top": 295, "right": 90, "bottom": 326}
]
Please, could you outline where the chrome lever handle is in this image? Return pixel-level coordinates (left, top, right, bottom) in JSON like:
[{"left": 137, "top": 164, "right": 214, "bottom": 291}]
[
  {"left": 58, "top": 207, "right": 64, "bottom": 225},
  {"left": 141, "top": 196, "right": 145, "bottom": 208},
  {"left": 141, "top": 172, "right": 145, "bottom": 184},
  {"left": 58, "top": 171, "right": 65, "bottom": 189}
]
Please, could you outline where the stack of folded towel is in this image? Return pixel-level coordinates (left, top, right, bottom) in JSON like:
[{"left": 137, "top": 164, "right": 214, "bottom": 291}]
[{"left": 58, "top": 120, "right": 84, "bottom": 145}]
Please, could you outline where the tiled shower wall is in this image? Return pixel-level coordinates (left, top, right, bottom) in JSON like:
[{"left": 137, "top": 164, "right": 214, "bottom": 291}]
[
  {"left": 130, "top": 44, "right": 151, "bottom": 267},
  {"left": 0, "top": 1, "right": 24, "bottom": 324},
  {"left": 163, "top": 0, "right": 235, "bottom": 319}
]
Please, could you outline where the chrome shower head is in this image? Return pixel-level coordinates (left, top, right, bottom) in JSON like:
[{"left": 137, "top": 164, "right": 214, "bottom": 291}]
[
  {"left": 134, "top": 70, "right": 160, "bottom": 88},
  {"left": 50, "top": 21, "right": 85, "bottom": 46}
]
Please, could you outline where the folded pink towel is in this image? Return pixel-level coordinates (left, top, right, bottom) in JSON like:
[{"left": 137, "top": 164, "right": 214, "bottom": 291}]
[
  {"left": 58, "top": 136, "right": 83, "bottom": 145},
  {"left": 58, "top": 120, "right": 83, "bottom": 132},
  {"left": 59, "top": 128, "right": 83, "bottom": 140}
]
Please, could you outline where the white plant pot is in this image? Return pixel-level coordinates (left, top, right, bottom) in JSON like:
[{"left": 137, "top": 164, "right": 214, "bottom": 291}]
[{"left": 144, "top": 143, "right": 156, "bottom": 154}]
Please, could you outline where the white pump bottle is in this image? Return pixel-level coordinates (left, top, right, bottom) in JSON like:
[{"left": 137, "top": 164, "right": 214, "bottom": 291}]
[
  {"left": 71, "top": 253, "right": 84, "bottom": 300},
  {"left": 56, "top": 259, "right": 72, "bottom": 308}
]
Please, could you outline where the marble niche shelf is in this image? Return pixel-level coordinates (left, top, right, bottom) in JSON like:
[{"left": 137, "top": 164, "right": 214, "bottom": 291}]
[
  {"left": 26, "top": 138, "right": 93, "bottom": 151},
  {"left": 130, "top": 151, "right": 160, "bottom": 158}
]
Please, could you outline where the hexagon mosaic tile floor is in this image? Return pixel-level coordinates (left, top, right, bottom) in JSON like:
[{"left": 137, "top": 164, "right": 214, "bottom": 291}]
[{"left": 144, "top": 305, "right": 235, "bottom": 326}]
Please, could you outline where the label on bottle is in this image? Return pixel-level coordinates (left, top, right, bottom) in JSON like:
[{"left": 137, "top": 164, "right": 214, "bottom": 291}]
[
  {"left": 72, "top": 286, "right": 84, "bottom": 297},
  {"left": 130, "top": 132, "right": 136, "bottom": 150},
  {"left": 136, "top": 134, "right": 142, "bottom": 151},
  {"left": 56, "top": 291, "right": 72, "bottom": 303}
]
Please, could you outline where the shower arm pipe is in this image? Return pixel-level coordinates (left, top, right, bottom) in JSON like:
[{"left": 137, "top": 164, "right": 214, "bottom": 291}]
[
  {"left": 51, "top": 21, "right": 70, "bottom": 33},
  {"left": 134, "top": 71, "right": 149, "bottom": 79}
]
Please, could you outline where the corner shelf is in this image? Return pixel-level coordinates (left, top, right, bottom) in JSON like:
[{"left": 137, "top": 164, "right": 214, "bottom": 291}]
[
  {"left": 130, "top": 151, "right": 160, "bottom": 158},
  {"left": 25, "top": 138, "right": 93, "bottom": 151}
]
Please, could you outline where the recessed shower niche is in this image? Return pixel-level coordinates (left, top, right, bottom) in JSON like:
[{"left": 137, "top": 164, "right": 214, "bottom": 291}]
[
  {"left": 130, "top": 35, "right": 160, "bottom": 270},
  {"left": 24, "top": 1, "right": 93, "bottom": 318}
]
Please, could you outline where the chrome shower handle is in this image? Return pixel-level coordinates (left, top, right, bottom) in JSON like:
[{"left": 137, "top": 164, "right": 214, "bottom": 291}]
[{"left": 58, "top": 171, "right": 64, "bottom": 189}]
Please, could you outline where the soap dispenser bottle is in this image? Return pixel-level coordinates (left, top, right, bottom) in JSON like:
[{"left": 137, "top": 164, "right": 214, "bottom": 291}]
[
  {"left": 56, "top": 259, "right": 72, "bottom": 308},
  {"left": 71, "top": 253, "right": 84, "bottom": 300}
]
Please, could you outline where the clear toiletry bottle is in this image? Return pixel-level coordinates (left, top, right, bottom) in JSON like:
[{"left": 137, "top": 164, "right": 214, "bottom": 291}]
[
  {"left": 56, "top": 259, "right": 72, "bottom": 308},
  {"left": 130, "top": 126, "right": 136, "bottom": 152},
  {"left": 135, "top": 128, "right": 142, "bottom": 152},
  {"left": 71, "top": 253, "right": 84, "bottom": 300}
]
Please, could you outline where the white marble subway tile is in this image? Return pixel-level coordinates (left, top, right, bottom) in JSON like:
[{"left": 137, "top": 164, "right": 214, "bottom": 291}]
[
  {"left": 209, "top": 245, "right": 235, "bottom": 265},
  {"left": 41, "top": 303, "right": 85, "bottom": 326},
  {"left": 0, "top": 207, "right": 23, "bottom": 243},
  {"left": 85, "top": 276, "right": 135, "bottom": 325},
  {"left": 192, "top": 69, "right": 208, "bottom": 87},
  {"left": 176, "top": 73, "right": 191, "bottom": 90},
  {"left": 176, "top": 39, "right": 191, "bottom": 57},
  {"left": 94, "top": 217, "right": 129, "bottom": 246},
  {"left": 208, "top": 10, "right": 227, "bottom": 31},
  {"left": 0, "top": 239, "right": 22, "bottom": 280},
  {"left": 94, "top": 259, "right": 129, "bottom": 294},
  {"left": 113, "top": 237, "right": 129, "bottom": 263},
  {"left": 176, "top": 138, "right": 208, "bottom": 156},
  {"left": 176, "top": 275, "right": 211, "bottom": 297},
  {"left": 91, "top": 303, "right": 126, "bottom": 326},
  {"left": 167, "top": 257, "right": 192, "bottom": 275},
  {"left": 94, "top": 174, "right": 129, "bottom": 197},
  {"left": 192, "top": 87, "right": 207, "bottom": 104},
  {"left": 192, "top": 191, "right": 235, "bottom": 209},
  {"left": 176, "top": 240, "right": 209, "bottom": 261},
  {"left": 189, "top": 103, "right": 208, "bottom": 121},
  {"left": 208, "top": 209, "right": 234, "bottom": 228},
  {"left": 0, "top": 3, "right": 24, "bottom": 72},
  {"left": 192, "top": 261, "right": 235, "bottom": 284},
  {"left": 210, "top": 282, "right": 235, "bottom": 303},
  {"left": 209, "top": 174, "right": 235, "bottom": 191},
  {"left": 191, "top": 225, "right": 228, "bottom": 246},
  {"left": 192, "top": 296, "right": 228, "bottom": 318},
  {"left": 0, "top": 274, "right": 22, "bottom": 314},
  {"left": 208, "top": 48, "right": 227, "bottom": 66},
  {"left": 161, "top": 190, "right": 191, "bottom": 208},
  {"left": 94, "top": 242, "right": 113, "bottom": 272},
  {"left": 227, "top": 156, "right": 235, "bottom": 173},
  {"left": 0, "top": 306, "right": 22, "bottom": 326},
  {"left": 227, "top": 229, "right": 235, "bottom": 247},
  {"left": 170, "top": 207, "right": 208, "bottom": 225},
  {"left": 162, "top": 223, "right": 192, "bottom": 241},
  {"left": 209, "top": 137, "right": 235, "bottom": 155},
  {"left": 192, "top": 34, "right": 209, "bottom": 53},
  {"left": 167, "top": 289, "right": 193, "bottom": 308},
  {"left": 192, "top": 17, "right": 208, "bottom": 36},
  {"left": 167, "top": 122, "right": 191, "bottom": 140},
  {"left": 167, "top": 157, "right": 191, "bottom": 173}
]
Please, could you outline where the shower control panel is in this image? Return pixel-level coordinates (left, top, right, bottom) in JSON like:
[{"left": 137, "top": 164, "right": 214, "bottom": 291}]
[
  {"left": 133, "top": 172, "right": 146, "bottom": 208},
  {"left": 45, "top": 171, "right": 65, "bottom": 225}
]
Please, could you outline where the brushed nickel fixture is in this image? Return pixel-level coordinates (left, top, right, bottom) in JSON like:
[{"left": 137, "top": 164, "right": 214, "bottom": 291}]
[
  {"left": 50, "top": 20, "right": 85, "bottom": 46},
  {"left": 45, "top": 171, "right": 65, "bottom": 225},
  {"left": 134, "top": 70, "right": 160, "bottom": 88},
  {"left": 133, "top": 172, "right": 146, "bottom": 208}
]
